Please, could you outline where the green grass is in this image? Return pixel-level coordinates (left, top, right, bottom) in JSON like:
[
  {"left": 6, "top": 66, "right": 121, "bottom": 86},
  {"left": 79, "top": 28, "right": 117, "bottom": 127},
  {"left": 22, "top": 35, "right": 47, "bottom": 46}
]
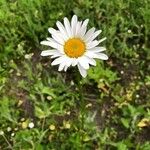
[{"left": 0, "top": 0, "right": 150, "bottom": 149}]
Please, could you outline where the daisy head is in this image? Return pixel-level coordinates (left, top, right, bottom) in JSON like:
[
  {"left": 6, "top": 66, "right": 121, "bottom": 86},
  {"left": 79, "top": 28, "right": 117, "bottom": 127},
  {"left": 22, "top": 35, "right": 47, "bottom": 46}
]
[{"left": 41, "top": 15, "right": 108, "bottom": 78}]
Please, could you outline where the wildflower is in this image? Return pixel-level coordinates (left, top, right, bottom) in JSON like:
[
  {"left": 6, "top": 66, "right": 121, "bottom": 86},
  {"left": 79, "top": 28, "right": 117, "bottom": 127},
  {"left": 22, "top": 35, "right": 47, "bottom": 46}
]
[
  {"left": 66, "top": 111, "right": 71, "bottom": 115},
  {"left": 11, "top": 133, "right": 15, "bottom": 137},
  {"left": 64, "top": 122, "right": 71, "bottom": 129},
  {"left": 22, "top": 121, "right": 28, "bottom": 129},
  {"left": 0, "top": 131, "right": 4, "bottom": 135},
  {"left": 47, "top": 96, "right": 52, "bottom": 100},
  {"left": 137, "top": 118, "right": 150, "bottom": 128},
  {"left": 28, "top": 122, "right": 34, "bottom": 129},
  {"left": 127, "top": 29, "right": 132, "bottom": 33},
  {"left": 16, "top": 72, "right": 21, "bottom": 76},
  {"left": 85, "top": 103, "right": 92, "bottom": 108},
  {"left": 120, "top": 70, "right": 124, "bottom": 74},
  {"left": 17, "top": 100, "right": 23, "bottom": 107},
  {"left": 136, "top": 94, "right": 140, "bottom": 98},
  {"left": 7, "top": 127, "right": 12, "bottom": 132},
  {"left": 41, "top": 15, "right": 108, "bottom": 77},
  {"left": 24, "top": 53, "right": 33, "bottom": 59},
  {"left": 49, "top": 125, "right": 55, "bottom": 130},
  {"left": 20, "top": 118, "right": 25, "bottom": 122},
  {"left": 14, "top": 127, "right": 18, "bottom": 131}
]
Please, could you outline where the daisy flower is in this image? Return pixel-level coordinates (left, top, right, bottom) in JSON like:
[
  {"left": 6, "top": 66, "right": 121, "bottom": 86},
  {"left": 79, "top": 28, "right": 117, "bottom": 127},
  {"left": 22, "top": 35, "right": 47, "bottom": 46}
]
[{"left": 41, "top": 15, "right": 108, "bottom": 77}]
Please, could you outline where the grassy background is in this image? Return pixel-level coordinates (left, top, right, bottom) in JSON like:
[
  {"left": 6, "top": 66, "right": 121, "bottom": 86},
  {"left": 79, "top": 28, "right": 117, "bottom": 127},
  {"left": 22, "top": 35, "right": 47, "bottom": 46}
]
[{"left": 0, "top": 0, "right": 150, "bottom": 149}]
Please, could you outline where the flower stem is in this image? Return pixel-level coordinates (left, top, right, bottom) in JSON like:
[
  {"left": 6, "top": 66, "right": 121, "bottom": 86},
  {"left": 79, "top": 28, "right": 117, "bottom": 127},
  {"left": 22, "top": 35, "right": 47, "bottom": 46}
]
[{"left": 74, "top": 71, "right": 85, "bottom": 136}]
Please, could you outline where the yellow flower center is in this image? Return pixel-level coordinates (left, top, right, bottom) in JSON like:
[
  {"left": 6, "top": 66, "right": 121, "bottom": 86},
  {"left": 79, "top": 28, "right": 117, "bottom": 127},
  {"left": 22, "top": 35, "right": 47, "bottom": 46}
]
[{"left": 64, "top": 38, "right": 85, "bottom": 58}]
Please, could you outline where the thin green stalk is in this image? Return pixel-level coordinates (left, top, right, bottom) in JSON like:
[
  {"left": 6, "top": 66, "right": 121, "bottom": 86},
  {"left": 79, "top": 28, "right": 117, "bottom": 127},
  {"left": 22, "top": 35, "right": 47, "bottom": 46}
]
[
  {"left": 2, "top": 134, "right": 13, "bottom": 149},
  {"left": 74, "top": 71, "right": 85, "bottom": 143},
  {"left": 78, "top": 81, "right": 84, "bottom": 130}
]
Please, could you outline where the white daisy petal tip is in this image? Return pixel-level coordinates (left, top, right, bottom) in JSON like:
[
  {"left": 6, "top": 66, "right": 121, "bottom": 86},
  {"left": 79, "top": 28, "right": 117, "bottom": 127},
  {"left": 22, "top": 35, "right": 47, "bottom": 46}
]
[
  {"left": 41, "top": 51, "right": 47, "bottom": 56},
  {"left": 84, "top": 18, "right": 89, "bottom": 24},
  {"left": 103, "top": 54, "right": 109, "bottom": 60},
  {"left": 99, "top": 37, "right": 107, "bottom": 43},
  {"left": 40, "top": 15, "right": 108, "bottom": 78},
  {"left": 72, "top": 15, "right": 78, "bottom": 20},
  {"left": 78, "top": 64, "right": 87, "bottom": 78},
  {"left": 40, "top": 41, "right": 46, "bottom": 45},
  {"left": 97, "top": 53, "right": 108, "bottom": 60}
]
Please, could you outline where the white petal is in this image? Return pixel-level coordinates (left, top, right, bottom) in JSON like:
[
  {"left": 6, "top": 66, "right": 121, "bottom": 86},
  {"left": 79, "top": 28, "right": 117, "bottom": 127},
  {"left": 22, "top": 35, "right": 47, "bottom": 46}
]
[
  {"left": 48, "top": 28, "right": 65, "bottom": 42},
  {"left": 85, "top": 51, "right": 108, "bottom": 60},
  {"left": 56, "top": 21, "right": 68, "bottom": 40},
  {"left": 72, "top": 58, "right": 78, "bottom": 66},
  {"left": 79, "top": 26, "right": 87, "bottom": 38},
  {"left": 75, "top": 21, "right": 82, "bottom": 37},
  {"left": 41, "top": 50, "right": 58, "bottom": 56},
  {"left": 65, "top": 57, "right": 73, "bottom": 67},
  {"left": 64, "top": 65, "right": 68, "bottom": 72},
  {"left": 58, "top": 62, "right": 66, "bottom": 71},
  {"left": 94, "top": 53, "right": 108, "bottom": 60},
  {"left": 87, "top": 47, "right": 106, "bottom": 52},
  {"left": 86, "top": 40, "right": 99, "bottom": 49},
  {"left": 46, "top": 37, "right": 52, "bottom": 41},
  {"left": 83, "top": 27, "right": 95, "bottom": 41},
  {"left": 57, "top": 45, "right": 64, "bottom": 53},
  {"left": 86, "top": 38, "right": 106, "bottom": 49},
  {"left": 99, "top": 37, "right": 107, "bottom": 43},
  {"left": 45, "top": 38, "right": 64, "bottom": 53},
  {"left": 77, "top": 64, "right": 87, "bottom": 78},
  {"left": 82, "top": 19, "right": 89, "bottom": 27},
  {"left": 64, "top": 17, "right": 72, "bottom": 37},
  {"left": 71, "top": 15, "right": 78, "bottom": 36},
  {"left": 51, "top": 53, "right": 62, "bottom": 58},
  {"left": 51, "top": 56, "right": 66, "bottom": 66},
  {"left": 85, "top": 56, "right": 96, "bottom": 66},
  {"left": 48, "top": 28, "right": 58, "bottom": 35},
  {"left": 40, "top": 41, "right": 53, "bottom": 46},
  {"left": 79, "top": 19, "right": 89, "bottom": 38},
  {"left": 86, "top": 30, "right": 102, "bottom": 42},
  {"left": 85, "top": 51, "right": 99, "bottom": 58},
  {"left": 78, "top": 56, "right": 90, "bottom": 70},
  {"left": 41, "top": 39, "right": 58, "bottom": 49},
  {"left": 51, "top": 33, "right": 65, "bottom": 45}
]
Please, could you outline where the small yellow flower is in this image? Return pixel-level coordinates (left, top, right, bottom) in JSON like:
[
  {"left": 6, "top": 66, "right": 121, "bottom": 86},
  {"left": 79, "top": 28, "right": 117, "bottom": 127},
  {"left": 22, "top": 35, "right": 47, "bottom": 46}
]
[
  {"left": 20, "top": 118, "right": 25, "bottom": 122},
  {"left": 64, "top": 122, "right": 71, "bottom": 129},
  {"left": 137, "top": 118, "right": 150, "bottom": 128},
  {"left": 66, "top": 111, "right": 71, "bottom": 115},
  {"left": 17, "top": 100, "right": 23, "bottom": 107},
  {"left": 49, "top": 125, "right": 55, "bottom": 130},
  {"left": 85, "top": 103, "right": 92, "bottom": 108},
  {"left": 22, "top": 121, "right": 28, "bottom": 129},
  {"left": 16, "top": 72, "right": 21, "bottom": 76}
]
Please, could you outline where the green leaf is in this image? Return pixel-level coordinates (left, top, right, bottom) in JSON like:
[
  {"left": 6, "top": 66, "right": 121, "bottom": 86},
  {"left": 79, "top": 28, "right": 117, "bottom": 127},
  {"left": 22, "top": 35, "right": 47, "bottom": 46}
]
[
  {"left": 121, "top": 118, "right": 130, "bottom": 128},
  {"left": 35, "top": 106, "right": 46, "bottom": 119}
]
